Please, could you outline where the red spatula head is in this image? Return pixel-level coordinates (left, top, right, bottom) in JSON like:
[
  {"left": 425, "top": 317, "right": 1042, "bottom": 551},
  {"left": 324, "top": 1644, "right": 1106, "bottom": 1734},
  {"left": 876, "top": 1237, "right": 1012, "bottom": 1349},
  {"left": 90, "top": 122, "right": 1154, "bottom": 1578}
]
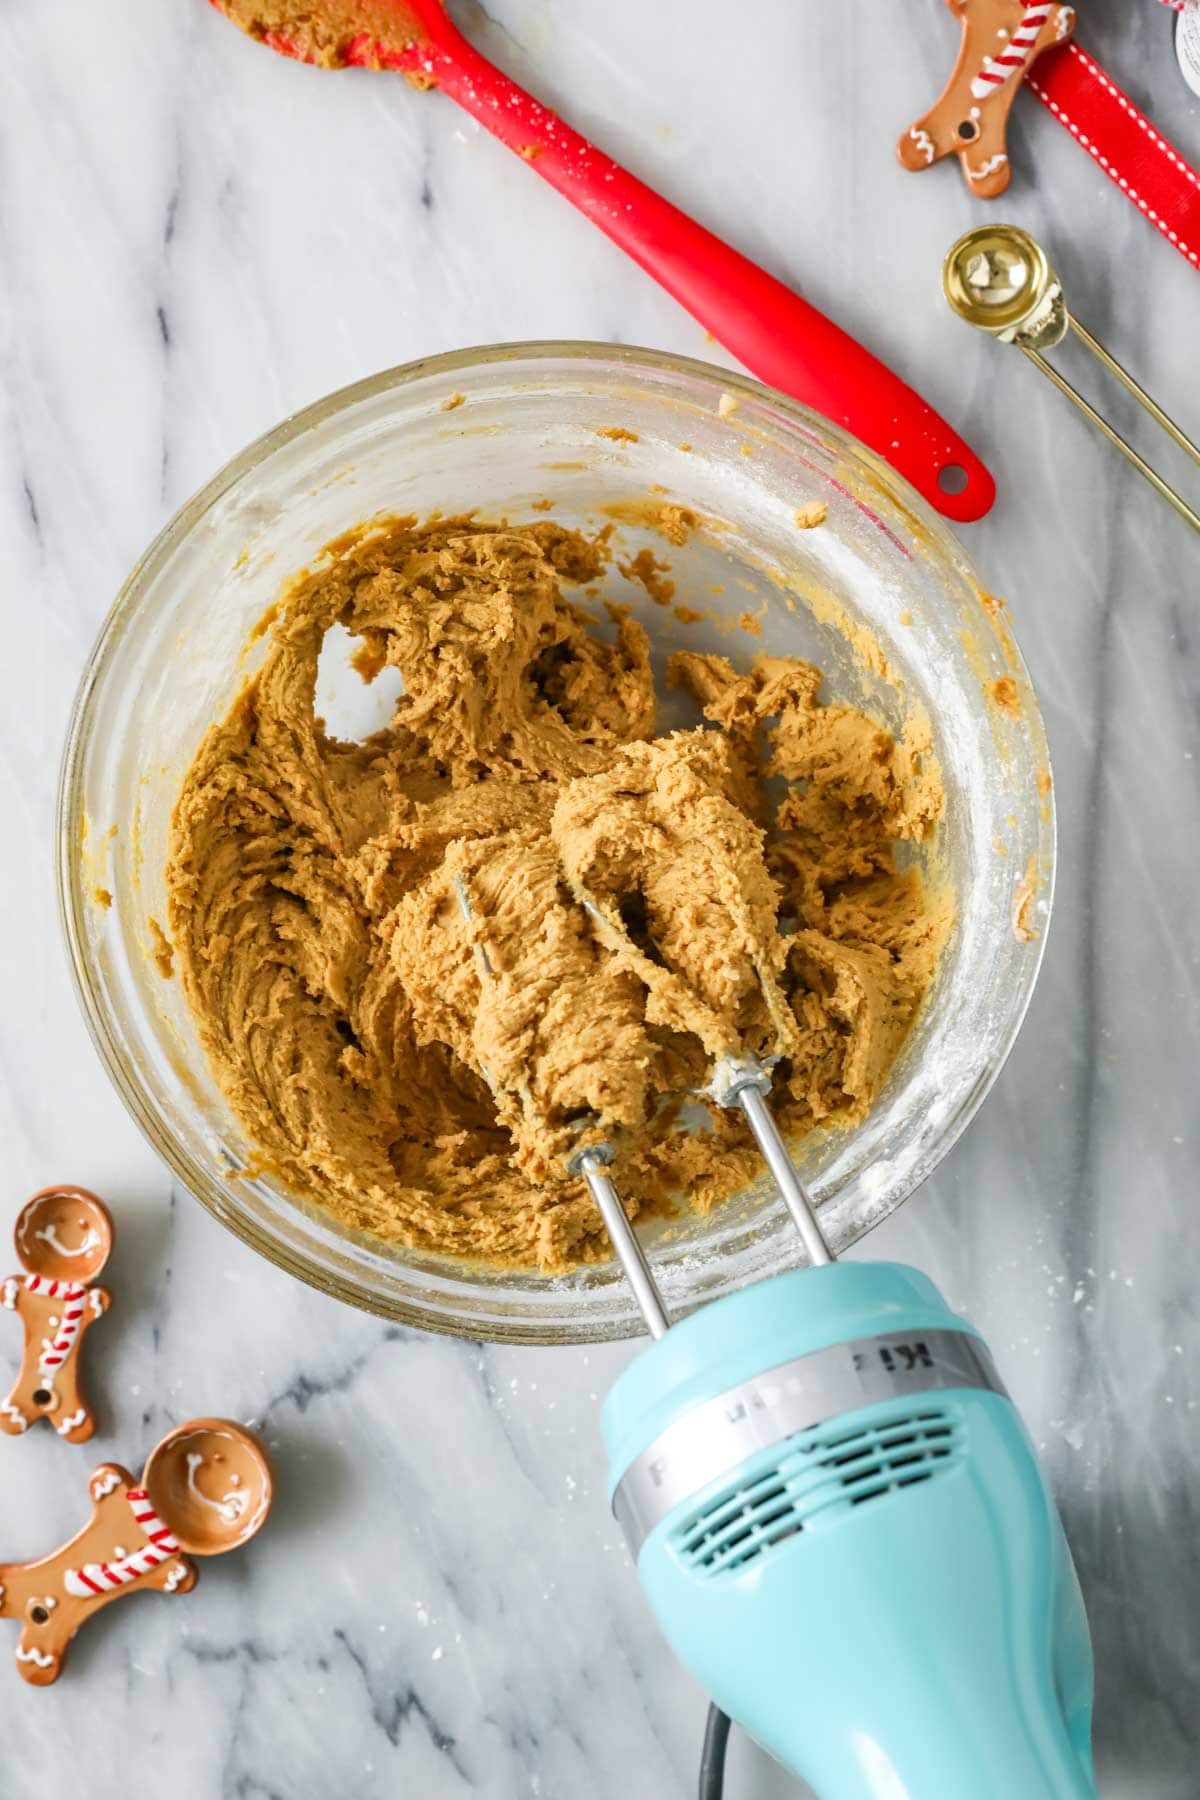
[{"left": 210, "top": 0, "right": 450, "bottom": 71}]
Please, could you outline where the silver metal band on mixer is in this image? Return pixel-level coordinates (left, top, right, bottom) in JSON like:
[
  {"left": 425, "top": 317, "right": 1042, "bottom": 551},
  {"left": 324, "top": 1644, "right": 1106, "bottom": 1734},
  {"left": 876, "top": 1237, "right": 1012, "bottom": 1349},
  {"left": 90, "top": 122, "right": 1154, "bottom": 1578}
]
[{"left": 612, "top": 1328, "right": 1008, "bottom": 1553}]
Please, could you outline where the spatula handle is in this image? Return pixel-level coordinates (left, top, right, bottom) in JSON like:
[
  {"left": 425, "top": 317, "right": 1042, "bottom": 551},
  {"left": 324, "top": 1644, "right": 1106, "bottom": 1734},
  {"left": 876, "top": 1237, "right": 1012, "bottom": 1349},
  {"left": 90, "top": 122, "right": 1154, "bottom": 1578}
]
[{"left": 394, "top": 31, "right": 994, "bottom": 522}]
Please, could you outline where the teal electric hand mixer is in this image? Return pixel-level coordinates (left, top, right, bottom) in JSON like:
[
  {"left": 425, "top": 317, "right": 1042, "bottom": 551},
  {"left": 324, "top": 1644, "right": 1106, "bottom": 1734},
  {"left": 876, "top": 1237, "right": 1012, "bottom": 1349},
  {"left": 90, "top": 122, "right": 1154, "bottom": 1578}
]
[
  {"left": 453, "top": 837, "right": 1096, "bottom": 1799},
  {"left": 585, "top": 1054, "right": 1097, "bottom": 1798}
]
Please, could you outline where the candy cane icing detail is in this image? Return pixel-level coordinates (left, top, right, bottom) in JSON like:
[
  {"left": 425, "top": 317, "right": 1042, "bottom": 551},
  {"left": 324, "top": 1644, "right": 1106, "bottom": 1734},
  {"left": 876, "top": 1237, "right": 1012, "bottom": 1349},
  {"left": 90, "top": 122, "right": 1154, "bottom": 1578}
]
[
  {"left": 63, "top": 1489, "right": 180, "bottom": 1598},
  {"left": 972, "top": 3, "right": 1054, "bottom": 97},
  {"left": 25, "top": 1277, "right": 87, "bottom": 1375},
  {"left": 128, "top": 1490, "right": 178, "bottom": 1549}
]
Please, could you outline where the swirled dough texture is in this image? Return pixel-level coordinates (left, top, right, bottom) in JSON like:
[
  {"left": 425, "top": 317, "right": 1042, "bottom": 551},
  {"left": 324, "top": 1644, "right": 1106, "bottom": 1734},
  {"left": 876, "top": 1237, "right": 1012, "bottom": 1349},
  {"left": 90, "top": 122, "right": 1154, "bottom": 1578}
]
[{"left": 167, "top": 517, "right": 950, "bottom": 1272}]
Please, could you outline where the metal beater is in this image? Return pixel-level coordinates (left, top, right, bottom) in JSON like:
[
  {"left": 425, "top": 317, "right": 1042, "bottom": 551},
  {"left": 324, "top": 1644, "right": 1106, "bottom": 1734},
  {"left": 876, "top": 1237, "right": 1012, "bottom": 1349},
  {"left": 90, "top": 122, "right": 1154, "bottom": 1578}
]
[{"left": 570, "top": 1050, "right": 831, "bottom": 1343}]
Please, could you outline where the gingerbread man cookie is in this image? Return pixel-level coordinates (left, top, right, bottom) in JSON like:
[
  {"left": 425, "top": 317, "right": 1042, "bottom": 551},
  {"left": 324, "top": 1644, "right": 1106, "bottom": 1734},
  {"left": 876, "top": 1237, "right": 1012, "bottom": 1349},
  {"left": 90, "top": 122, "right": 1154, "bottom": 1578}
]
[
  {"left": 898, "top": 0, "right": 1076, "bottom": 198},
  {"left": 0, "top": 1187, "right": 114, "bottom": 1442},
  {"left": 0, "top": 1418, "right": 272, "bottom": 1684}
]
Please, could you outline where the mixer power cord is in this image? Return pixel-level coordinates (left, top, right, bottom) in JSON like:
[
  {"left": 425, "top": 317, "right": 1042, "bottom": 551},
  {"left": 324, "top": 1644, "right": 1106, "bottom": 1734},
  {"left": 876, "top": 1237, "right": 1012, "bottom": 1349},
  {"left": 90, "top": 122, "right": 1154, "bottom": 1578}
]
[{"left": 698, "top": 1704, "right": 732, "bottom": 1798}]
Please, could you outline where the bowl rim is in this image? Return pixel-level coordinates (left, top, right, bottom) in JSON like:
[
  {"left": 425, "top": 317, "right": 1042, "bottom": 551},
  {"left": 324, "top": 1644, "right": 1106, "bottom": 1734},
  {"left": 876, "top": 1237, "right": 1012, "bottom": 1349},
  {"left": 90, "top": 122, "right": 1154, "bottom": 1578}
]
[{"left": 55, "top": 339, "right": 1056, "bottom": 1343}]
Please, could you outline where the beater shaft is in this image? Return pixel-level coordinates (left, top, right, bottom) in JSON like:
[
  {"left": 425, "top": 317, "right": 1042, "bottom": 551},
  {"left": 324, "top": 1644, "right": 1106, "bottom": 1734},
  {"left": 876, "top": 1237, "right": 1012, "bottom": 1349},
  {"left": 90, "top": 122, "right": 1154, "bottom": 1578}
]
[
  {"left": 576, "top": 1147, "right": 671, "bottom": 1338},
  {"left": 730, "top": 1078, "right": 835, "bottom": 1267},
  {"left": 452, "top": 873, "right": 673, "bottom": 1336}
]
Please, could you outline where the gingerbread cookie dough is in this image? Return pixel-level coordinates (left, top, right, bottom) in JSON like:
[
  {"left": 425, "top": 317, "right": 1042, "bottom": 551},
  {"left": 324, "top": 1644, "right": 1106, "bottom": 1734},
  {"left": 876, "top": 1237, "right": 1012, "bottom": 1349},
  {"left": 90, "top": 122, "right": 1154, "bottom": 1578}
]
[
  {"left": 166, "top": 516, "right": 950, "bottom": 1272},
  {"left": 218, "top": 0, "right": 426, "bottom": 68}
]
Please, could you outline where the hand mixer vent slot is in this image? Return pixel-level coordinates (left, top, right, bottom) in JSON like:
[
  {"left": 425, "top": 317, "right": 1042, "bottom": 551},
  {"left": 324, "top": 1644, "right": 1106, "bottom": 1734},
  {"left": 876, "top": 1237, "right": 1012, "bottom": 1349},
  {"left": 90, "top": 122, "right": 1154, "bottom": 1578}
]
[{"left": 674, "top": 1405, "right": 964, "bottom": 1579}]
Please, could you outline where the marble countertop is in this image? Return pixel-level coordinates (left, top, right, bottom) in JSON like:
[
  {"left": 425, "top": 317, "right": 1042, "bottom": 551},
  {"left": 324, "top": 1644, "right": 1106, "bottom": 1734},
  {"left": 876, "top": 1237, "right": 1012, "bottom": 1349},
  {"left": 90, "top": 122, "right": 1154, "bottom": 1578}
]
[{"left": 1, "top": 1, "right": 1198, "bottom": 1793}]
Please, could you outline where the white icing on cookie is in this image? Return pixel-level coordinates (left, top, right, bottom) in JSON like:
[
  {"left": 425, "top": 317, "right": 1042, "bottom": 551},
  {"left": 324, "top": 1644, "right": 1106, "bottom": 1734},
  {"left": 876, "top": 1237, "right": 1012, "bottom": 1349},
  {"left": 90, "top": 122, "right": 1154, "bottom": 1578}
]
[{"left": 967, "top": 153, "right": 1010, "bottom": 181}]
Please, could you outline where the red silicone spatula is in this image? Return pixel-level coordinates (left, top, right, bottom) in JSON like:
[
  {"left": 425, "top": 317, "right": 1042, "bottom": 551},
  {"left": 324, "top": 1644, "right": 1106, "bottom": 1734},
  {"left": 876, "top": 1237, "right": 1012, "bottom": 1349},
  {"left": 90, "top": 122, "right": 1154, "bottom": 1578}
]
[{"left": 211, "top": 0, "right": 995, "bottom": 522}]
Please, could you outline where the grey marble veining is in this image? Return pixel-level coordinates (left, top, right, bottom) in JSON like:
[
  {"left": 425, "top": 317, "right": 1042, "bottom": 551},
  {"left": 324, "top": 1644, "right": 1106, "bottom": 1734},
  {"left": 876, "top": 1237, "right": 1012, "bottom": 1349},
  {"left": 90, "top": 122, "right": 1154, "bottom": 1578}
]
[{"left": 0, "top": 1, "right": 1198, "bottom": 1794}]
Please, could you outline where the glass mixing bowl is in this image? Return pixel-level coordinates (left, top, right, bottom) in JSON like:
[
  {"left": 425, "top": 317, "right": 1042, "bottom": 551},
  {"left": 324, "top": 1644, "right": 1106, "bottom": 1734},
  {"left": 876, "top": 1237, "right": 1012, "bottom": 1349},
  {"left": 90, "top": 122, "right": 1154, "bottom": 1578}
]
[{"left": 57, "top": 344, "right": 1053, "bottom": 1344}]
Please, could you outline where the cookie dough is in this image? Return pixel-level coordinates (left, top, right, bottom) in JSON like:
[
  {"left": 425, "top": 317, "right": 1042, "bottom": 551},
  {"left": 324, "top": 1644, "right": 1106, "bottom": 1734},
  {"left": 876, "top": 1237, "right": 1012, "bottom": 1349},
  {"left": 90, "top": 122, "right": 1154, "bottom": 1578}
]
[
  {"left": 219, "top": 1, "right": 425, "bottom": 68},
  {"left": 167, "top": 516, "right": 950, "bottom": 1272}
]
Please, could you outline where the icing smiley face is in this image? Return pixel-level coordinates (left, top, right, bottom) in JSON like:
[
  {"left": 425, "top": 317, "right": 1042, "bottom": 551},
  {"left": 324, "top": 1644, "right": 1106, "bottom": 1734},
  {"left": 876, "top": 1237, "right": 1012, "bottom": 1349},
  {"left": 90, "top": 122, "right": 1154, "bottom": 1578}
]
[
  {"left": 14, "top": 1189, "right": 113, "bottom": 1283},
  {"left": 143, "top": 1420, "right": 274, "bottom": 1555}
]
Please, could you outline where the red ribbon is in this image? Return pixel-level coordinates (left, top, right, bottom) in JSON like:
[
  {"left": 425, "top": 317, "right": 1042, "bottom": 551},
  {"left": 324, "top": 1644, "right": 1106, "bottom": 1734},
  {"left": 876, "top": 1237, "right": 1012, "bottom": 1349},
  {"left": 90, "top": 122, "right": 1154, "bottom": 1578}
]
[{"left": 1027, "top": 41, "right": 1200, "bottom": 271}]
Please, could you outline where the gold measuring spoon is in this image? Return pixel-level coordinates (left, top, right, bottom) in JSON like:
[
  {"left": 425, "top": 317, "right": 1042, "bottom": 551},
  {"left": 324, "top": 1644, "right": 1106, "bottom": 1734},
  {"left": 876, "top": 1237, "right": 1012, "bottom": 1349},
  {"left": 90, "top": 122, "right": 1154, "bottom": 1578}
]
[{"left": 944, "top": 224, "right": 1200, "bottom": 537}]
